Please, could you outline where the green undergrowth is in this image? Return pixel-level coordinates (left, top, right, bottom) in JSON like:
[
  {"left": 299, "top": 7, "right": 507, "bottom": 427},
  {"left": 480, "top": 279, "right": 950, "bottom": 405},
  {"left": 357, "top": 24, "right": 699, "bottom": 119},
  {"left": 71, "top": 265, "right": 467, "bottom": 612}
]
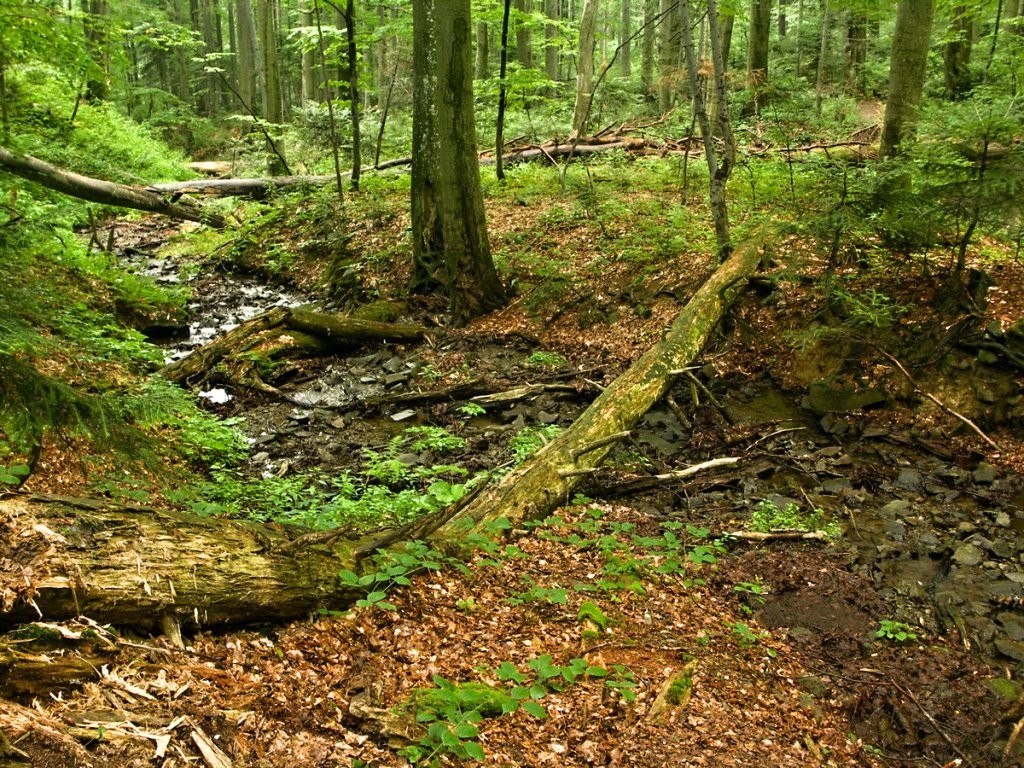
[{"left": 335, "top": 504, "right": 783, "bottom": 766}]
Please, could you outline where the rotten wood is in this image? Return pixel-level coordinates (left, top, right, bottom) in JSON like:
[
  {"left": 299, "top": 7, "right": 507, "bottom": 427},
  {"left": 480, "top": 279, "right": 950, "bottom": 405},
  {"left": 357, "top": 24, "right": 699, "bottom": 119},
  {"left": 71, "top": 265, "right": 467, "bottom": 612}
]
[
  {"left": 159, "top": 307, "right": 427, "bottom": 386},
  {"left": 0, "top": 145, "right": 227, "bottom": 228}
]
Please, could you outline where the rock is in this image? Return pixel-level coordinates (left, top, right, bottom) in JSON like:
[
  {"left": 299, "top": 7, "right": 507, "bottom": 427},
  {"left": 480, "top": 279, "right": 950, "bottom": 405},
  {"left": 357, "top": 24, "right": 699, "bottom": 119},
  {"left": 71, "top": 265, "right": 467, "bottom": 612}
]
[
  {"left": 953, "top": 543, "right": 984, "bottom": 566},
  {"left": 996, "top": 637, "right": 1024, "bottom": 662},
  {"left": 976, "top": 350, "right": 999, "bottom": 366},
  {"left": 383, "top": 356, "right": 405, "bottom": 374},
  {"left": 895, "top": 469, "right": 923, "bottom": 491},
  {"left": 885, "top": 521, "right": 907, "bottom": 542},
  {"left": 973, "top": 463, "right": 998, "bottom": 484},
  {"left": 390, "top": 409, "right": 416, "bottom": 422},
  {"left": 821, "top": 478, "right": 852, "bottom": 494},
  {"left": 991, "top": 540, "right": 1015, "bottom": 560},
  {"left": 805, "top": 381, "right": 887, "bottom": 415},
  {"left": 997, "top": 613, "right": 1024, "bottom": 641},
  {"left": 878, "top": 500, "right": 913, "bottom": 519}
]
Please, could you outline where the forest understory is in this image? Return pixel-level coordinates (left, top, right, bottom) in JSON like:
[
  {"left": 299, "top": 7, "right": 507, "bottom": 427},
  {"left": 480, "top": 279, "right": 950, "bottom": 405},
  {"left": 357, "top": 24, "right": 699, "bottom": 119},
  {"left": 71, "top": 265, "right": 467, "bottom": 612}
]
[{"left": 3, "top": 172, "right": 1024, "bottom": 767}]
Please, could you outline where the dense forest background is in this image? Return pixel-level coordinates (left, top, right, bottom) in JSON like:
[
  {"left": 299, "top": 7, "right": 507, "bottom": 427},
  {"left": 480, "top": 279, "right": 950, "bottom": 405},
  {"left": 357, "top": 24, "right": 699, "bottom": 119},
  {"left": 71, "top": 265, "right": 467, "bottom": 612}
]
[{"left": 2, "top": 1, "right": 1024, "bottom": 765}]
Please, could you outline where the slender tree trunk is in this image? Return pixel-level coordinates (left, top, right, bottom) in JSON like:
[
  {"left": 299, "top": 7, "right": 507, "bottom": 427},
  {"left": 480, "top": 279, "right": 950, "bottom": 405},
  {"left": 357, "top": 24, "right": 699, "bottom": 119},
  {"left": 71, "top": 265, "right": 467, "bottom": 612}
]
[
  {"left": 845, "top": 10, "right": 867, "bottom": 92},
  {"left": 476, "top": 22, "right": 490, "bottom": 79},
  {"left": 345, "top": 0, "right": 361, "bottom": 189},
  {"left": 0, "top": 64, "right": 8, "bottom": 145},
  {"left": 497, "top": 0, "right": 513, "bottom": 181},
  {"left": 516, "top": 0, "right": 533, "bottom": 67},
  {"left": 658, "top": 0, "right": 677, "bottom": 111},
  {"left": 544, "top": 0, "right": 560, "bottom": 96},
  {"left": 620, "top": 0, "right": 631, "bottom": 77},
  {"left": 778, "top": 0, "right": 788, "bottom": 37},
  {"left": 746, "top": 0, "right": 771, "bottom": 112},
  {"left": 815, "top": 1, "right": 831, "bottom": 116},
  {"left": 411, "top": 0, "right": 507, "bottom": 325},
  {"left": 680, "top": 0, "right": 735, "bottom": 260},
  {"left": 236, "top": 0, "right": 262, "bottom": 115},
  {"left": 641, "top": 0, "right": 656, "bottom": 97},
  {"left": 300, "top": 5, "right": 316, "bottom": 104},
  {"left": 795, "top": 0, "right": 804, "bottom": 76},
  {"left": 943, "top": 5, "right": 973, "bottom": 97},
  {"left": 571, "top": 0, "right": 599, "bottom": 138},
  {"left": 200, "top": 0, "right": 222, "bottom": 116},
  {"left": 313, "top": 0, "right": 343, "bottom": 202},
  {"left": 879, "top": 0, "right": 935, "bottom": 158},
  {"left": 83, "top": 0, "right": 111, "bottom": 101}
]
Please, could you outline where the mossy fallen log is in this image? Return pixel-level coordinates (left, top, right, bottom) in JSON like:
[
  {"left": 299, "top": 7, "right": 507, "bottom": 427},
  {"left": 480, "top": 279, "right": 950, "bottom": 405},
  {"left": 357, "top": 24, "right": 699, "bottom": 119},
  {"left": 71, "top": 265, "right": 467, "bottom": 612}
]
[
  {"left": 159, "top": 307, "right": 427, "bottom": 385},
  {"left": 0, "top": 495, "right": 364, "bottom": 632},
  {"left": 446, "top": 241, "right": 762, "bottom": 530}
]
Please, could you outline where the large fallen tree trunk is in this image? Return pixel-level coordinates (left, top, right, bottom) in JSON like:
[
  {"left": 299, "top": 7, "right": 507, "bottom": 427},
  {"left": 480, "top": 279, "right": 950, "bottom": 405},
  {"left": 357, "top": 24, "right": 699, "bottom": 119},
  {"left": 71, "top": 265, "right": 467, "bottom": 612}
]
[
  {"left": 0, "top": 495, "right": 364, "bottom": 632},
  {"left": 0, "top": 146, "right": 227, "bottom": 228},
  {"left": 147, "top": 138, "right": 664, "bottom": 199},
  {"left": 446, "top": 240, "right": 762, "bottom": 530}
]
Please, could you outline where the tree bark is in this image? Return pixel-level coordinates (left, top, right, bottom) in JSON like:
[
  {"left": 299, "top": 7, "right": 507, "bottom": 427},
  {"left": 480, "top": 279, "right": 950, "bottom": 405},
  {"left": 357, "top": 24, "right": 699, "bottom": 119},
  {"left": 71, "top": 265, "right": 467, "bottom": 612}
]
[
  {"left": 620, "top": 0, "right": 632, "bottom": 77},
  {"left": 571, "top": 0, "right": 600, "bottom": 137},
  {"left": 476, "top": 21, "right": 490, "bottom": 79},
  {"left": 943, "top": 5, "right": 973, "bottom": 98},
  {"left": 411, "top": 0, "right": 507, "bottom": 325},
  {"left": 448, "top": 240, "right": 761, "bottom": 530},
  {"left": 516, "top": 0, "right": 534, "bottom": 68},
  {"left": 0, "top": 146, "right": 227, "bottom": 228},
  {"left": 746, "top": 0, "right": 771, "bottom": 112},
  {"left": 0, "top": 495, "right": 364, "bottom": 631},
  {"left": 544, "top": 0, "right": 560, "bottom": 95},
  {"left": 879, "top": 0, "right": 935, "bottom": 158},
  {"left": 640, "top": 0, "right": 656, "bottom": 96}
]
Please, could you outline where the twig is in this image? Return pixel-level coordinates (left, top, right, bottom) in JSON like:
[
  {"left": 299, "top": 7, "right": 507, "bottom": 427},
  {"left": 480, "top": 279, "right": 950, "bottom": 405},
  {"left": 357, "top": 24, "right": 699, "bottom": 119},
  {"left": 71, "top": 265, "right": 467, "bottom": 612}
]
[
  {"left": 665, "top": 392, "right": 693, "bottom": 430},
  {"left": 892, "top": 683, "right": 970, "bottom": 764},
  {"left": 879, "top": 349, "right": 1003, "bottom": 453},
  {"left": 570, "top": 430, "right": 632, "bottom": 461},
  {"left": 1005, "top": 713, "right": 1024, "bottom": 757},
  {"left": 684, "top": 370, "right": 735, "bottom": 425}
]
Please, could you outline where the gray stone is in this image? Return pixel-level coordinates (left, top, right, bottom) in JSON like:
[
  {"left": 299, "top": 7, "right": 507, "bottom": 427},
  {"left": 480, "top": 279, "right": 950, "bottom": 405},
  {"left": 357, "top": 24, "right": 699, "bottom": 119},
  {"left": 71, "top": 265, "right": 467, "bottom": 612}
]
[
  {"left": 390, "top": 409, "right": 417, "bottom": 421},
  {"left": 996, "top": 637, "right": 1024, "bottom": 662},
  {"left": 973, "top": 462, "right": 998, "bottom": 484},
  {"left": 896, "top": 469, "right": 923, "bottom": 491},
  {"left": 953, "top": 543, "right": 984, "bottom": 566},
  {"left": 885, "top": 521, "right": 907, "bottom": 542},
  {"left": 821, "top": 478, "right": 852, "bottom": 494},
  {"left": 878, "top": 500, "right": 913, "bottom": 519},
  {"left": 991, "top": 540, "right": 1015, "bottom": 560}
]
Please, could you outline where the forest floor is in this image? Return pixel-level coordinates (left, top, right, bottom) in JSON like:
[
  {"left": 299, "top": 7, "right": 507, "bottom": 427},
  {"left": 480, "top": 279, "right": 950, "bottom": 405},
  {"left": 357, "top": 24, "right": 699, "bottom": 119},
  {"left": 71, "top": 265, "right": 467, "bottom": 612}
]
[{"left": 7, "top": 170, "right": 1024, "bottom": 767}]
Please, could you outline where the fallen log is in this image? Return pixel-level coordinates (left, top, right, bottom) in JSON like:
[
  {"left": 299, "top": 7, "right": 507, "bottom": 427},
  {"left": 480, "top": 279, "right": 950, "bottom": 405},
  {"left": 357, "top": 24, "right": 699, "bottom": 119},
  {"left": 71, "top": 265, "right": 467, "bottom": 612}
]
[
  {"left": 147, "top": 138, "right": 664, "bottom": 199},
  {"left": 445, "top": 241, "right": 762, "bottom": 530},
  {"left": 0, "top": 495, "right": 364, "bottom": 631},
  {"left": 0, "top": 146, "right": 227, "bottom": 228},
  {"left": 159, "top": 307, "right": 427, "bottom": 385}
]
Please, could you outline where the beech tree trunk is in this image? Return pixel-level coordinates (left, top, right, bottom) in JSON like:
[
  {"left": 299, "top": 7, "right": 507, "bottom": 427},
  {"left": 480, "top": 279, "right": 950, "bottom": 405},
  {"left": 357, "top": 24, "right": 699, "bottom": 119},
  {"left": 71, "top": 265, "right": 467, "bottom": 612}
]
[
  {"left": 0, "top": 146, "right": 227, "bottom": 227},
  {"left": 879, "top": 0, "right": 935, "bottom": 158},
  {"left": 571, "top": 0, "right": 599, "bottom": 138}
]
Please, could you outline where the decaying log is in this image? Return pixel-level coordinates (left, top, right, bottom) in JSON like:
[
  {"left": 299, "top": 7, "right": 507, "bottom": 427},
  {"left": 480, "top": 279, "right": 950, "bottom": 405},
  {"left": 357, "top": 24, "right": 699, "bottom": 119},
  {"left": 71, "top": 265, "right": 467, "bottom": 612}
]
[
  {"left": 0, "top": 146, "right": 226, "bottom": 228},
  {"left": 159, "top": 307, "right": 427, "bottom": 385},
  {"left": 446, "top": 241, "right": 762, "bottom": 530},
  {"left": 0, "top": 698, "right": 97, "bottom": 767},
  {"left": 0, "top": 496, "right": 365, "bottom": 631}
]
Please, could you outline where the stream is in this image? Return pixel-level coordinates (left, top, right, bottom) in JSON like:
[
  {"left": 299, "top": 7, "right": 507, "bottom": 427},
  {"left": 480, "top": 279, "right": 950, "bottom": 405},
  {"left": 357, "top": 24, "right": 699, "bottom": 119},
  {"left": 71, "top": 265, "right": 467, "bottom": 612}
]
[{"left": 120, "top": 226, "right": 1024, "bottom": 672}]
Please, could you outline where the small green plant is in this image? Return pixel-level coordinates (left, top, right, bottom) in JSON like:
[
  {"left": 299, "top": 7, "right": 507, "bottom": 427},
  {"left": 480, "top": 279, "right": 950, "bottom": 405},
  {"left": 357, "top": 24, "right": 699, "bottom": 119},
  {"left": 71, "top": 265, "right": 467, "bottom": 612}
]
[
  {"left": 751, "top": 500, "right": 841, "bottom": 539},
  {"left": 0, "top": 464, "right": 30, "bottom": 486},
  {"left": 508, "top": 425, "right": 563, "bottom": 463},
  {"left": 730, "top": 621, "right": 767, "bottom": 647},
  {"left": 507, "top": 582, "right": 569, "bottom": 607},
  {"left": 527, "top": 350, "right": 568, "bottom": 368},
  {"left": 338, "top": 540, "right": 448, "bottom": 611},
  {"left": 455, "top": 402, "right": 486, "bottom": 418},
  {"left": 875, "top": 619, "right": 918, "bottom": 643},
  {"left": 404, "top": 426, "right": 465, "bottom": 453}
]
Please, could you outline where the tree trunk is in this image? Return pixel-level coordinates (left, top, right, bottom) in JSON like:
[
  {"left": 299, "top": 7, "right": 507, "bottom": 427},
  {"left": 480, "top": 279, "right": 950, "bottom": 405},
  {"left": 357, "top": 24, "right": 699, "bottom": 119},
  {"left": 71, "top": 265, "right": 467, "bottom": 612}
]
[
  {"left": 449, "top": 240, "right": 761, "bottom": 530},
  {"left": 641, "top": 0, "right": 656, "bottom": 97},
  {"left": 845, "top": 10, "right": 867, "bottom": 92},
  {"left": 746, "top": 0, "right": 771, "bottom": 111},
  {"left": 497, "top": 0, "right": 513, "bottom": 181},
  {"left": 345, "top": 0, "right": 361, "bottom": 190},
  {"left": 879, "top": 0, "right": 935, "bottom": 158},
  {"left": 83, "top": 0, "right": 111, "bottom": 102},
  {"left": 943, "top": 5, "right": 973, "bottom": 98},
  {"left": 516, "top": 0, "right": 534, "bottom": 68},
  {"left": 476, "top": 21, "right": 490, "bottom": 79},
  {"left": 815, "top": 1, "right": 831, "bottom": 116},
  {"left": 571, "top": 0, "right": 599, "bottom": 137},
  {"left": 236, "top": 0, "right": 263, "bottom": 115},
  {"left": 658, "top": 0, "right": 678, "bottom": 112},
  {"left": 411, "top": 0, "right": 507, "bottom": 325},
  {"left": 300, "top": 4, "right": 316, "bottom": 104},
  {"left": 620, "top": 0, "right": 632, "bottom": 77},
  {"left": 544, "top": 0, "right": 560, "bottom": 96},
  {"left": 0, "top": 495, "right": 364, "bottom": 631},
  {"left": 681, "top": 0, "right": 735, "bottom": 261},
  {"left": 159, "top": 306, "right": 426, "bottom": 385},
  {"left": 0, "top": 146, "right": 226, "bottom": 228}
]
